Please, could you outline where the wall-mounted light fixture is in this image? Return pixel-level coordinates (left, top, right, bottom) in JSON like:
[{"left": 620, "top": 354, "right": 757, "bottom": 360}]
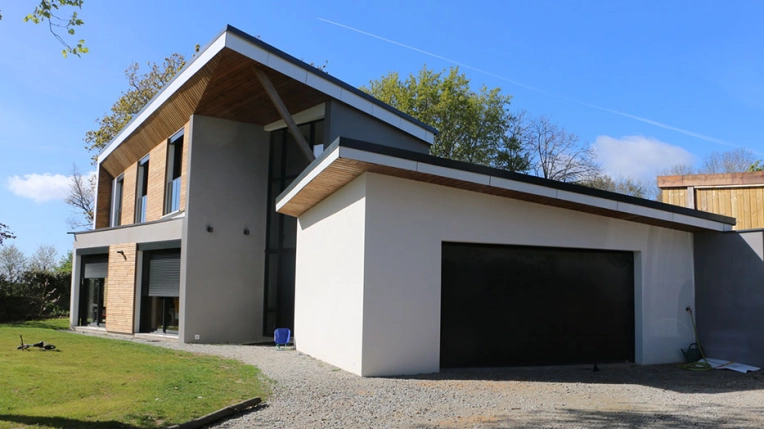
[
  {"left": 206, "top": 225, "right": 214, "bottom": 233},
  {"left": 243, "top": 228, "right": 250, "bottom": 236},
  {"left": 116, "top": 250, "right": 127, "bottom": 260}
]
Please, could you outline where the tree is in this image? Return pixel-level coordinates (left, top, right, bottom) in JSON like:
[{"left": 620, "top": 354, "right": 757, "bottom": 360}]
[
  {"left": 582, "top": 175, "right": 658, "bottom": 200},
  {"left": 56, "top": 251, "right": 72, "bottom": 274},
  {"left": 66, "top": 164, "right": 94, "bottom": 230},
  {"left": 700, "top": 148, "right": 758, "bottom": 174},
  {"left": 663, "top": 148, "right": 760, "bottom": 176},
  {"left": 0, "top": 1, "right": 87, "bottom": 57},
  {"left": 521, "top": 115, "right": 600, "bottom": 183},
  {"left": 28, "top": 244, "right": 58, "bottom": 273},
  {"left": 361, "top": 66, "right": 528, "bottom": 171},
  {"left": 84, "top": 53, "right": 187, "bottom": 159},
  {"left": 0, "top": 223, "right": 14, "bottom": 245},
  {"left": 0, "top": 244, "right": 27, "bottom": 283}
]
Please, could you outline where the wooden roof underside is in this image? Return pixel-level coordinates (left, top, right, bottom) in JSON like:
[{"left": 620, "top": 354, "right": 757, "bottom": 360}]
[
  {"left": 101, "top": 48, "right": 330, "bottom": 175},
  {"left": 658, "top": 172, "right": 764, "bottom": 188},
  {"left": 279, "top": 157, "right": 726, "bottom": 233}
]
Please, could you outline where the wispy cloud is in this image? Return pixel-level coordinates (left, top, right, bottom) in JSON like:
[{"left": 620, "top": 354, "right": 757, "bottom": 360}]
[
  {"left": 318, "top": 18, "right": 737, "bottom": 148},
  {"left": 8, "top": 173, "right": 72, "bottom": 203},
  {"left": 593, "top": 135, "right": 696, "bottom": 182}
]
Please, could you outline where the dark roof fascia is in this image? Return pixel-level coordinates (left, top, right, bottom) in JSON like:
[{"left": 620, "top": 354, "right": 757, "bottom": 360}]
[
  {"left": 224, "top": 25, "right": 438, "bottom": 136},
  {"left": 278, "top": 137, "right": 736, "bottom": 226}
]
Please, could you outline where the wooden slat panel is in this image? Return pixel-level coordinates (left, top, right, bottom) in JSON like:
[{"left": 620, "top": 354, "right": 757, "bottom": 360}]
[{"left": 658, "top": 172, "right": 764, "bottom": 187}]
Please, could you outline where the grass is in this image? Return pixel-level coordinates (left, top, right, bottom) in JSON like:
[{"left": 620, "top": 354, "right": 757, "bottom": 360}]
[{"left": 0, "top": 319, "right": 271, "bottom": 429}]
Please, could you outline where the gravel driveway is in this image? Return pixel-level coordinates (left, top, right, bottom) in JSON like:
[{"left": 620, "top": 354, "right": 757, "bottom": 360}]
[{"left": 75, "top": 331, "right": 764, "bottom": 428}]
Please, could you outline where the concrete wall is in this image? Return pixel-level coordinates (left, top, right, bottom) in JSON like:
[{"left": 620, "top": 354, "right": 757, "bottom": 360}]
[
  {"left": 181, "top": 115, "right": 269, "bottom": 344},
  {"left": 105, "top": 243, "right": 137, "bottom": 334},
  {"left": 294, "top": 175, "right": 367, "bottom": 375},
  {"left": 325, "top": 100, "right": 430, "bottom": 154},
  {"left": 295, "top": 173, "right": 697, "bottom": 376},
  {"left": 694, "top": 230, "right": 764, "bottom": 367}
]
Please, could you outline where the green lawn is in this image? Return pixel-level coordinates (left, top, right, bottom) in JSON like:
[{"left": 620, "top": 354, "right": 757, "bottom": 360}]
[{"left": 0, "top": 319, "right": 270, "bottom": 429}]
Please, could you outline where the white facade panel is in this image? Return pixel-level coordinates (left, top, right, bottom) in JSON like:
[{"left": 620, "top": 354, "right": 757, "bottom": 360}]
[
  {"left": 294, "top": 173, "right": 695, "bottom": 376},
  {"left": 294, "top": 175, "right": 367, "bottom": 375}
]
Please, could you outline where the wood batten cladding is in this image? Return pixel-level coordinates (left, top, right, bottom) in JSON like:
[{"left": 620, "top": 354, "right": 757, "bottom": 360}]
[
  {"left": 659, "top": 172, "right": 764, "bottom": 230},
  {"left": 100, "top": 48, "right": 330, "bottom": 177},
  {"left": 277, "top": 140, "right": 735, "bottom": 233}
]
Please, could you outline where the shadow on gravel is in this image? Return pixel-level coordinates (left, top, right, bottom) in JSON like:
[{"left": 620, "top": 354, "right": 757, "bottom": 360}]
[
  {"left": 0, "top": 415, "right": 138, "bottom": 429},
  {"left": 412, "top": 405, "right": 763, "bottom": 428},
  {"left": 396, "top": 364, "right": 764, "bottom": 394}
]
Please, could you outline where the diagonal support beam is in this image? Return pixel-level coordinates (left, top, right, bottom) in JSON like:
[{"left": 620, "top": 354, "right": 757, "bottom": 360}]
[{"left": 253, "top": 67, "right": 315, "bottom": 162}]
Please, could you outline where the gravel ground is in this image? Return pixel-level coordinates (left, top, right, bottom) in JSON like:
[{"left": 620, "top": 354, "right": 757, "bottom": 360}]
[{"left": 74, "top": 331, "right": 764, "bottom": 428}]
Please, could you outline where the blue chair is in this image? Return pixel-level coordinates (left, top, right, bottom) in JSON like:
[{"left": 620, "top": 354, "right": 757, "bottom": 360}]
[{"left": 274, "top": 328, "right": 291, "bottom": 350}]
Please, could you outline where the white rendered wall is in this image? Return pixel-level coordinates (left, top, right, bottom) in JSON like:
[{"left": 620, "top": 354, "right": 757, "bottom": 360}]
[
  {"left": 294, "top": 175, "right": 367, "bottom": 375},
  {"left": 295, "top": 172, "right": 696, "bottom": 376}
]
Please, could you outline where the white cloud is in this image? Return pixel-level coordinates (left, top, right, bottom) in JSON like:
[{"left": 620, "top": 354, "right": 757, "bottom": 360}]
[
  {"left": 7, "top": 173, "right": 73, "bottom": 203},
  {"left": 593, "top": 136, "right": 696, "bottom": 182}
]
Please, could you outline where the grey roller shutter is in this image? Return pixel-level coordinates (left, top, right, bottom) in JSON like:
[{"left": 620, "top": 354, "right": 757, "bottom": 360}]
[
  {"left": 148, "top": 251, "right": 180, "bottom": 297},
  {"left": 82, "top": 255, "right": 108, "bottom": 279}
]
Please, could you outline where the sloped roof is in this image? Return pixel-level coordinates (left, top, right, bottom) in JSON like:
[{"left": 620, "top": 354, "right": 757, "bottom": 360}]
[
  {"left": 276, "top": 138, "right": 736, "bottom": 232},
  {"left": 96, "top": 25, "right": 437, "bottom": 175}
]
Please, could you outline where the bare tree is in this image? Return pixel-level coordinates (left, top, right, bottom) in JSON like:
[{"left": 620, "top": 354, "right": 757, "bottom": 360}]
[
  {"left": 523, "top": 115, "right": 600, "bottom": 183},
  {"left": 582, "top": 175, "right": 658, "bottom": 200},
  {"left": 700, "top": 148, "right": 758, "bottom": 174},
  {"left": 65, "top": 164, "right": 95, "bottom": 230},
  {"left": 0, "top": 244, "right": 27, "bottom": 283},
  {"left": 28, "top": 245, "right": 58, "bottom": 273},
  {"left": 0, "top": 223, "right": 14, "bottom": 246}
]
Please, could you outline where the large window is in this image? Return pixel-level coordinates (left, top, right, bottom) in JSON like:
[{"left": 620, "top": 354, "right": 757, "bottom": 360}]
[
  {"left": 78, "top": 254, "right": 108, "bottom": 328},
  {"left": 135, "top": 156, "right": 150, "bottom": 223},
  {"left": 110, "top": 175, "right": 124, "bottom": 227},
  {"left": 263, "top": 120, "right": 324, "bottom": 335},
  {"left": 140, "top": 249, "right": 181, "bottom": 335},
  {"left": 164, "top": 130, "right": 184, "bottom": 215}
]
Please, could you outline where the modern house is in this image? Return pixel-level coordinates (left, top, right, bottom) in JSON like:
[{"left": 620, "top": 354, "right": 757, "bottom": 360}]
[{"left": 71, "top": 25, "right": 746, "bottom": 376}]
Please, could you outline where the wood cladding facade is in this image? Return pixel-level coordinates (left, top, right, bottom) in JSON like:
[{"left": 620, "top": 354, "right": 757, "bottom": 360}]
[
  {"left": 95, "top": 124, "right": 188, "bottom": 230},
  {"left": 659, "top": 173, "right": 764, "bottom": 230},
  {"left": 106, "top": 243, "right": 137, "bottom": 334}
]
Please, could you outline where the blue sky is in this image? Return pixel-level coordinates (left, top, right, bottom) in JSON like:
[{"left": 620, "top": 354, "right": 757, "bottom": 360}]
[{"left": 1, "top": 1, "right": 763, "bottom": 257}]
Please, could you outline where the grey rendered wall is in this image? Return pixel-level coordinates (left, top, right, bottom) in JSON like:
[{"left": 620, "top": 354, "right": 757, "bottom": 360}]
[
  {"left": 694, "top": 230, "right": 764, "bottom": 366},
  {"left": 181, "top": 115, "right": 269, "bottom": 344},
  {"left": 325, "top": 100, "right": 431, "bottom": 154}
]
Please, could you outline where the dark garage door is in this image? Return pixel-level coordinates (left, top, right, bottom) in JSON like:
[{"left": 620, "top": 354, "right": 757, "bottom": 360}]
[{"left": 441, "top": 242, "right": 634, "bottom": 368}]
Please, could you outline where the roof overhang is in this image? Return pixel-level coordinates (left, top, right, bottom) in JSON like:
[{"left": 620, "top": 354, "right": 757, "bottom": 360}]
[
  {"left": 277, "top": 138, "right": 736, "bottom": 233},
  {"left": 96, "top": 25, "right": 436, "bottom": 175},
  {"left": 658, "top": 172, "right": 764, "bottom": 188}
]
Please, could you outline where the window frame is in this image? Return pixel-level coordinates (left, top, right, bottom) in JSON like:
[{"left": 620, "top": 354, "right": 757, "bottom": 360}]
[
  {"left": 164, "top": 129, "right": 184, "bottom": 215},
  {"left": 110, "top": 174, "right": 124, "bottom": 227},
  {"left": 135, "top": 155, "right": 150, "bottom": 223}
]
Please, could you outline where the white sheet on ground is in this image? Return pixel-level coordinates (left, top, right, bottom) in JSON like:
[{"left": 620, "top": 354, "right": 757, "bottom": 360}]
[{"left": 702, "top": 358, "right": 761, "bottom": 373}]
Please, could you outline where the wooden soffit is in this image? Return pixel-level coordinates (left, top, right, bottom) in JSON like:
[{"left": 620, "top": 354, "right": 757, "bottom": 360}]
[
  {"left": 101, "top": 48, "right": 331, "bottom": 175},
  {"left": 278, "top": 139, "right": 736, "bottom": 233},
  {"left": 658, "top": 172, "right": 764, "bottom": 188}
]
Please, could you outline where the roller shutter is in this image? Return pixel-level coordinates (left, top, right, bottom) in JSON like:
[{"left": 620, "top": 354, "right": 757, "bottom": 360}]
[{"left": 147, "top": 251, "right": 181, "bottom": 297}]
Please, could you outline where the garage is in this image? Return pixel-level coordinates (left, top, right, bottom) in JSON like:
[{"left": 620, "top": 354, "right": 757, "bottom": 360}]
[{"left": 441, "top": 242, "right": 635, "bottom": 368}]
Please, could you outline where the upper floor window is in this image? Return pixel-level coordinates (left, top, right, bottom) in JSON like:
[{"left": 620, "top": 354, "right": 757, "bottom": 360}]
[
  {"left": 164, "top": 130, "right": 184, "bottom": 215},
  {"left": 110, "top": 175, "right": 124, "bottom": 227},
  {"left": 135, "top": 155, "right": 150, "bottom": 223}
]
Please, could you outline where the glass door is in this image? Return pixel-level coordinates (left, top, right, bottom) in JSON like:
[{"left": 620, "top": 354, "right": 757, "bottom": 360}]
[{"left": 79, "top": 278, "right": 106, "bottom": 327}]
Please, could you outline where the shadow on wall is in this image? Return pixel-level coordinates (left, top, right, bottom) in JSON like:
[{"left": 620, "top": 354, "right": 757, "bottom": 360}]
[
  {"left": 694, "top": 230, "right": 764, "bottom": 368},
  {"left": 392, "top": 363, "right": 764, "bottom": 394}
]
